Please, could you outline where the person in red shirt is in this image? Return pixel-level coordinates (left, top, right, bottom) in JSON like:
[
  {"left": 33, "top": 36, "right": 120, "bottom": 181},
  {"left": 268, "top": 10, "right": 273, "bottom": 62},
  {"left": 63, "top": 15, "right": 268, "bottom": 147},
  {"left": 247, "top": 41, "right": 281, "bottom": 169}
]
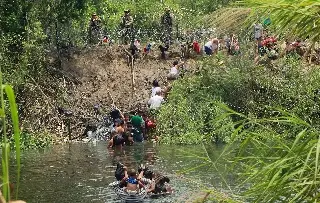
[{"left": 193, "top": 41, "right": 201, "bottom": 54}]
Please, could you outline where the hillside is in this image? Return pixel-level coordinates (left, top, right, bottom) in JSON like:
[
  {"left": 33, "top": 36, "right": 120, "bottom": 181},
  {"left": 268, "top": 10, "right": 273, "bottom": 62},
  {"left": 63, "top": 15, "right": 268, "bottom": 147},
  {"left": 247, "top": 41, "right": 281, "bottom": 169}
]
[{"left": 20, "top": 45, "right": 195, "bottom": 140}]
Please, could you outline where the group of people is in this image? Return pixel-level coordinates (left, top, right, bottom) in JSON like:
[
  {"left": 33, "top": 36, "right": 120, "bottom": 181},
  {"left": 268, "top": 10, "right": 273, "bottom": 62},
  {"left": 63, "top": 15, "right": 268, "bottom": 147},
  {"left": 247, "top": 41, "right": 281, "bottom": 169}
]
[
  {"left": 113, "top": 162, "right": 172, "bottom": 195},
  {"left": 89, "top": 7, "right": 174, "bottom": 45},
  {"left": 107, "top": 61, "right": 187, "bottom": 149},
  {"left": 107, "top": 108, "right": 155, "bottom": 148},
  {"left": 253, "top": 21, "right": 313, "bottom": 63}
]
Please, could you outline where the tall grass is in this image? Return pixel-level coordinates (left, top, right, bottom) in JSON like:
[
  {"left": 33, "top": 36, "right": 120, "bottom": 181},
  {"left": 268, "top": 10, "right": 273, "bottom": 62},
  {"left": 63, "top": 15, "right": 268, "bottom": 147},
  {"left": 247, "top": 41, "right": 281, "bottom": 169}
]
[
  {"left": 223, "top": 104, "right": 320, "bottom": 202},
  {"left": 237, "top": 0, "right": 320, "bottom": 44},
  {"left": 0, "top": 70, "right": 21, "bottom": 201},
  {"left": 184, "top": 102, "right": 320, "bottom": 202}
]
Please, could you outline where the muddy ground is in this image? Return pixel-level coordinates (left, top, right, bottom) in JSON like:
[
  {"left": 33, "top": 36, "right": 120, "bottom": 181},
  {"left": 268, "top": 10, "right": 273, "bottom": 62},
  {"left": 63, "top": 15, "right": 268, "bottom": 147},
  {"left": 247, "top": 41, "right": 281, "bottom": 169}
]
[{"left": 20, "top": 44, "right": 197, "bottom": 140}]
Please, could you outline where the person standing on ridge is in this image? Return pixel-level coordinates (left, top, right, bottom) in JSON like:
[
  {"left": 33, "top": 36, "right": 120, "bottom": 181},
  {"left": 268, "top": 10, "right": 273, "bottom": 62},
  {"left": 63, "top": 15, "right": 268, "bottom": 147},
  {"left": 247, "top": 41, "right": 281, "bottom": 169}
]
[
  {"left": 121, "top": 9, "right": 134, "bottom": 44},
  {"left": 89, "top": 13, "right": 102, "bottom": 44},
  {"left": 161, "top": 7, "right": 173, "bottom": 45}
]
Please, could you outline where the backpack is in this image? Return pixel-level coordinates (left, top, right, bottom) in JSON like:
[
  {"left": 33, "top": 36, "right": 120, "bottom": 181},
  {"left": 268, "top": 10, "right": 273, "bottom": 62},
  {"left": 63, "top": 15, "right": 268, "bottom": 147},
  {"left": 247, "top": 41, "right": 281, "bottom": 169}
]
[{"left": 113, "top": 134, "right": 124, "bottom": 146}]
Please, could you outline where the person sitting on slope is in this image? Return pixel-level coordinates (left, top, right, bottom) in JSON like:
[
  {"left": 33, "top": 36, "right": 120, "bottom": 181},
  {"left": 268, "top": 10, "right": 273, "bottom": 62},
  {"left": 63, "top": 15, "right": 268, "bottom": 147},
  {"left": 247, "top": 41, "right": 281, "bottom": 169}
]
[{"left": 167, "top": 60, "right": 184, "bottom": 80}]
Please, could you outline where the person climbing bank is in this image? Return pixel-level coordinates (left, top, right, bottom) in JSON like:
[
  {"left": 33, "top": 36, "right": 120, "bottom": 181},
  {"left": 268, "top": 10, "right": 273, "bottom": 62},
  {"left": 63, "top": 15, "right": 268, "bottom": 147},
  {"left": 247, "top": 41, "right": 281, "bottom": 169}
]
[
  {"left": 148, "top": 90, "right": 164, "bottom": 110},
  {"left": 167, "top": 60, "right": 184, "bottom": 80},
  {"left": 151, "top": 80, "right": 162, "bottom": 97},
  {"left": 161, "top": 7, "right": 173, "bottom": 44}
]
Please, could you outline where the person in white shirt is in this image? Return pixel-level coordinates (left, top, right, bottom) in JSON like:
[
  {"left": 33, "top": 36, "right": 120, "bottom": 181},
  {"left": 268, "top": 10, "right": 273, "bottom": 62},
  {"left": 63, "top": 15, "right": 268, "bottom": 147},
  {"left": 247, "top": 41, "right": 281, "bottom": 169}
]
[
  {"left": 148, "top": 91, "right": 164, "bottom": 110},
  {"left": 151, "top": 80, "right": 162, "bottom": 97},
  {"left": 254, "top": 23, "right": 264, "bottom": 40},
  {"left": 167, "top": 60, "right": 184, "bottom": 80},
  {"left": 204, "top": 38, "right": 219, "bottom": 55}
]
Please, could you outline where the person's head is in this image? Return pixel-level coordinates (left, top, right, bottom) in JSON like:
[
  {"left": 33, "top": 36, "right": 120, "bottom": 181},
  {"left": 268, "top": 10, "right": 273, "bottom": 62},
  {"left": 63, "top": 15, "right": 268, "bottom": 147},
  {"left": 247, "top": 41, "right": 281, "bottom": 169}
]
[
  {"left": 137, "top": 109, "right": 144, "bottom": 116},
  {"left": 155, "top": 90, "right": 162, "bottom": 96},
  {"left": 173, "top": 60, "right": 179, "bottom": 66},
  {"left": 165, "top": 7, "right": 170, "bottom": 13},
  {"left": 158, "top": 176, "right": 170, "bottom": 184},
  {"left": 114, "top": 118, "right": 122, "bottom": 127},
  {"left": 119, "top": 120, "right": 125, "bottom": 127},
  {"left": 124, "top": 9, "right": 130, "bottom": 15},
  {"left": 124, "top": 113, "right": 130, "bottom": 122},
  {"left": 92, "top": 13, "right": 97, "bottom": 19},
  {"left": 152, "top": 80, "right": 159, "bottom": 87},
  {"left": 212, "top": 38, "right": 219, "bottom": 44},
  {"left": 129, "top": 169, "right": 137, "bottom": 178}
]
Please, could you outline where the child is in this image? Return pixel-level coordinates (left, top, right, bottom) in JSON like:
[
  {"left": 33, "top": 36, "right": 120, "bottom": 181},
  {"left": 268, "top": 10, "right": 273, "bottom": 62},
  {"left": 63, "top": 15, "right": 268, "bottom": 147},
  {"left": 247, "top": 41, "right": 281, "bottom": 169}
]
[{"left": 121, "top": 168, "right": 145, "bottom": 194}]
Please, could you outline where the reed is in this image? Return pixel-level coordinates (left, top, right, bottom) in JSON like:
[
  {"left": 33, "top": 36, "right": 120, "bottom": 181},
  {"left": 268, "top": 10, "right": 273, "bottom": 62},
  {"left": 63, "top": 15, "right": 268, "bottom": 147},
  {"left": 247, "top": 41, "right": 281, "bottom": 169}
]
[
  {"left": 0, "top": 70, "right": 21, "bottom": 202},
  {"left": 214, "top": 103, "right": 320, "bottom": 202}
]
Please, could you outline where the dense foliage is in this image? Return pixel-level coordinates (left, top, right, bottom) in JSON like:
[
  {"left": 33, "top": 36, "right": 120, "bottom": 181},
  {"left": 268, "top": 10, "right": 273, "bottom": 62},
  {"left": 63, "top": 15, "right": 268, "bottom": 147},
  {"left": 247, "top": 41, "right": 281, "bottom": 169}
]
[
  {"left": 158, "top": 53, "right": 320, "bottom": 143},
  {"left": 156, "top": 1, "right": 320, "bottom": 201}
]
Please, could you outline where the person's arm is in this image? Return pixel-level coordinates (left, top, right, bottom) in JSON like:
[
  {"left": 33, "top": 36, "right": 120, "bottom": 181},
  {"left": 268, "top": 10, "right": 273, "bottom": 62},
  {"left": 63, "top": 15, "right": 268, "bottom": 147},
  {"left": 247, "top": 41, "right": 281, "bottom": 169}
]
[
  {"left": 138, "top": 180, "right": 145, "bottom": 189},
  {"left": 107, "top": 135, "right": 114, "bottom": 148},
  {"left": 147, "top": 181, "right": 155, "bottom": 193},
  {"left": 127, "top": 16, "right": 133, "bottom": 26},
  {"left": 137, "top": 170, "right": 144, "bottom": 180},
  {"left": 120, "top": 167, "right": 127, "bottom": 184}
]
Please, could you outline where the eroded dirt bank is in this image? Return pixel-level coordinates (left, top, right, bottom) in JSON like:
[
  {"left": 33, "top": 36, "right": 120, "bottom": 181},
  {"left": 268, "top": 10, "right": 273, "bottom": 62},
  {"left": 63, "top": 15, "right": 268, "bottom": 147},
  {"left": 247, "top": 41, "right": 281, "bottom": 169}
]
[{"left": 20, "top": 45, "right": 196, "bottom": 140}]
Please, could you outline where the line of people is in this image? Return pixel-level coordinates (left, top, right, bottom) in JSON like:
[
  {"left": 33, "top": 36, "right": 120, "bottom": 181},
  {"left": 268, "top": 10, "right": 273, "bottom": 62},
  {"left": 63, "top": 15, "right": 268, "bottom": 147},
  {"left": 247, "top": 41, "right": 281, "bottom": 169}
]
[
  {"left": 107, "top": 71, "right": 181, "bottom": 149},
  {"left": 89, "top": 7, "right": 174, "bottom": 45}
]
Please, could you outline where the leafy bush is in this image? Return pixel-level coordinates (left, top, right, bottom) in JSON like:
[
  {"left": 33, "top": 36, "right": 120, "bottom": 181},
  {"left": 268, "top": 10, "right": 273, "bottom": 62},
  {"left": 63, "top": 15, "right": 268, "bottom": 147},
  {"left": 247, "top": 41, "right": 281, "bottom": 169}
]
[
  {"left": 216, "top": 106, "right": 320, "bottom": 202},
  {"left": 8, "top": 132, "right": 52, "bottom": 150},
  {"left": 157, "top": 75, "right": 235, "bottom": 144},
  {"left": 158, "top": 53, "right": 320, "bottom": 143}
]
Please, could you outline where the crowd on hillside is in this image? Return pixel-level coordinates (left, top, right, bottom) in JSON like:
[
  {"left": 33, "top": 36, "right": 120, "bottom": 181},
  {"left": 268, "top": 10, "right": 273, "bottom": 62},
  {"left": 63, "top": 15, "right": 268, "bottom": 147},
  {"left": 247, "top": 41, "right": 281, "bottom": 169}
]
[
  {"left": 85, "top": 10, "right": 320, "bottom": 199},
  {"left": 88, "top": 11, "right": 320, "bottom": 151}
]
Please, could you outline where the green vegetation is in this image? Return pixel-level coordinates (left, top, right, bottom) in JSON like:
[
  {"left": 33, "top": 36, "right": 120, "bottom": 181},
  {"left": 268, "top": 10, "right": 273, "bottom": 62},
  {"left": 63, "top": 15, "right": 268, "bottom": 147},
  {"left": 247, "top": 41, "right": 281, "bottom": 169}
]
[
  {"left": 0, "top": 0, "right": 234, "bottom": 148},
  {"left": 158, "top": 55, "right": 320, "bottom": 143},
  {"left": 156, "top": 0, "right": 320, "bottom": 202},
  {"left": 0, "top": 72, "right": 21, "bottom": 201}
]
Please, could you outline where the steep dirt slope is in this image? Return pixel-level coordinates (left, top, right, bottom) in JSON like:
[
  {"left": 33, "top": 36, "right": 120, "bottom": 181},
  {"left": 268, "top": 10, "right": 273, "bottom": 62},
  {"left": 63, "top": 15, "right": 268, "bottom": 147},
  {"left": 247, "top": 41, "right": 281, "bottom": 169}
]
[
  {"left": 20, "top": 44, "right": 196, "bottom": 139},
  {"left": 61, "top": 46, "right": 175, "bottom": 112}
]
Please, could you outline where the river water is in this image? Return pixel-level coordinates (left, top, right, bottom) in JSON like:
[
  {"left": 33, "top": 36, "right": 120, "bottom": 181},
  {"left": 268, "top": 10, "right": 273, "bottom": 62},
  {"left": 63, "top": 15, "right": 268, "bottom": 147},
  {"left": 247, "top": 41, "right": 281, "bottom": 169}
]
[{"left": 17, "top": 142, "right": 235, "bottom": 203}]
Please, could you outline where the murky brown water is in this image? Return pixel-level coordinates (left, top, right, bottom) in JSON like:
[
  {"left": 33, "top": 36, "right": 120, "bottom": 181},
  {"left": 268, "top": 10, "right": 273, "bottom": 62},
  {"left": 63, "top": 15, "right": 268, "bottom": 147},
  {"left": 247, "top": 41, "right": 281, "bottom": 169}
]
[{"left": 16, "top": 142, "right": 233, "bottom": 203}]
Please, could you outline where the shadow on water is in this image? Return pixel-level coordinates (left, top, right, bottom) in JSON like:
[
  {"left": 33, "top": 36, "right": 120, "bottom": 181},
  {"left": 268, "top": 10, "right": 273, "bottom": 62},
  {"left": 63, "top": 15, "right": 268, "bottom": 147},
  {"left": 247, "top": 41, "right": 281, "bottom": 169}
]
[{"left": 15, "top": 142, "right": 236, "bottom": 203}]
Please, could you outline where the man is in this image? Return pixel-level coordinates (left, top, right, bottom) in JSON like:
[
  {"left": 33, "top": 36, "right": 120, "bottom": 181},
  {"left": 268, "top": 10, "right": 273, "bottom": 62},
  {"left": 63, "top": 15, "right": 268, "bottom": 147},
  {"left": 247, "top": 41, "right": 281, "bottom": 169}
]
[
  {"left": 254, "top": 22, "right": 264, "bottom": 56},
  {"left": 130, "top": 110, "right": 145, "bottom": 142},
  {"left": 148, "top": 90, "right": 164, "bottom": 110},
  {"left": 161, "top": 7, "right": 173, "bottom": 44},
  {"left": 89, "top": 13, "right": 102, "bottom": 44},
  {"left": 121, "top": 10, "right": 134, "bottom": 44},
  {"left": 90, "top": 13, "right": 101, "bottom": 30}
]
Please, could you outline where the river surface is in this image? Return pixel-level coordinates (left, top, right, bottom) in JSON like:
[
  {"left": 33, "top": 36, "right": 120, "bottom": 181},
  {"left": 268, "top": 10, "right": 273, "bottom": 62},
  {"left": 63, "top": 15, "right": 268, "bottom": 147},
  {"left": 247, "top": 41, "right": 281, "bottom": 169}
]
[{"left": 17, "top": 142, "right": 235, "bottom": 203}]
